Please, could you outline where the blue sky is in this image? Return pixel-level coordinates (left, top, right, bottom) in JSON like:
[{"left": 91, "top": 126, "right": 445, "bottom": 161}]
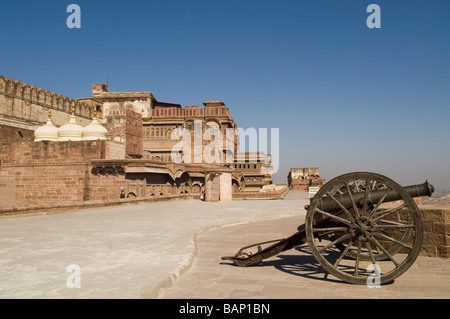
[{"left": 1, "top": 0, "right": 449, "bottom": 189}]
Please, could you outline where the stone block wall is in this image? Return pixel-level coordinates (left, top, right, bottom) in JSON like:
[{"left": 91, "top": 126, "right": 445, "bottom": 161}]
[
  {"left": 0, "top": 140, "right": 109, "bottom": 165},
  {"left": 105, "top": 140, "right": 126, "bottom": 159},
  {"left": 363, "top": 206, "right": 449, "bottom": 259},
  {"left": 87, "top": 170, "right": 127, "bottom": 201},
  {"left": 0, "top": 164, "right": 88, "bottom": 207},
  {"left": 104, "top": 109, "right": 142, "bottom": 158},
  {"left": 420, "top": 208, "right": 450, "bottom": 258},
  {"left": 0, "top": 140, "right": 127, "bottom": 208},
  {"left": 124, "top": 109, "right": 143, "bottom": 158},
  {"left": 0, "top": 125, "right": 34, "bottom": 143},
  {"left": 290, "top": 179, "right": 309, "bottom": 191}
]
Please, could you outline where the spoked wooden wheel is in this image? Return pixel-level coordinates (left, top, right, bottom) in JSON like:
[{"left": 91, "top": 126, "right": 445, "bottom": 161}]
[{"left": 305, "top": 172, "right": 423, "bottom": 285}]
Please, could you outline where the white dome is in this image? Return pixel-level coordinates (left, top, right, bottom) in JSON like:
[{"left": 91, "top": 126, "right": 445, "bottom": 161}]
[
  {"left": 83, "top": 117, "right": 107, "bottom": 141},
  {"left": 58, "top": 106, "right": 83, "bottom": 141},
  {"left": 34, "top": 114, "right": 58, "bottom": 142}
]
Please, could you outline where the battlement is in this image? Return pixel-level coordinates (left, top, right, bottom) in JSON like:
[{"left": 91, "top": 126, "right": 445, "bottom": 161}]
[{"left": 0, "top": 74, "right": 95, "bottom": 129}]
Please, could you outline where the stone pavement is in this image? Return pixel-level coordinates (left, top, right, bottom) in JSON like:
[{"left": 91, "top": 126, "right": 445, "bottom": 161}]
[
  {"left": 161, "top": 208, "right": 450, "bottom": 299},
  {"left": 1, "top": 192, "right": 449, "bottom": 299},
  {"left": 0, "top": 192, "right": 309, "bottom": 298}
]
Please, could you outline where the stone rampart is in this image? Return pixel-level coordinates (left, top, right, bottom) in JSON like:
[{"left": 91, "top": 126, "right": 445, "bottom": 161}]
[
  {"left": 420, "top": 208, "right": 450, "bottom": 258},
  {"left": 0, "top": 74, "right": 94, "bottom": 130}
]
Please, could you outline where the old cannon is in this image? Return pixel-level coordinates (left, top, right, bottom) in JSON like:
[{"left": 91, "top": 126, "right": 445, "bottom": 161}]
[{"left": 222, "top": 172, "right": 434, "bottom": 285}]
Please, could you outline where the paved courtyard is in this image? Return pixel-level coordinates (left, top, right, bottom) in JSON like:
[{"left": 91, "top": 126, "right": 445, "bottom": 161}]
[
  {"left": 1, "top": 192, "right": 449, "bottom": 299},
  {"left": 0, "top": 193, "right": 309, "bottom": 298}
]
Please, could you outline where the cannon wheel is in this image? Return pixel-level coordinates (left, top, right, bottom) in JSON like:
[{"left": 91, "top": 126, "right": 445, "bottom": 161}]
[{"left": 305, "top": 172, "right": 423, "bottom": 285}]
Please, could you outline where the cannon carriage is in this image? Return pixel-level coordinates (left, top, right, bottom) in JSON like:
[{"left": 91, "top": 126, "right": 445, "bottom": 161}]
[{"left": 222, "top": 172, "right": 434, "bottom": 285}]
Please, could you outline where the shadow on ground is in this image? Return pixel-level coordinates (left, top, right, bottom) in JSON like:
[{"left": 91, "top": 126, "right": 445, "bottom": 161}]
[{"left": 221, "top": 246, "right": 398, "bottom": 286}]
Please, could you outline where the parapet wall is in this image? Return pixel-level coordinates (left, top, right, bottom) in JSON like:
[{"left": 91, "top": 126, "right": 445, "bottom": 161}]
[
  {"left": 233, "top": 185, "right": 290, "bottom": 200},
  {"left": 0, "top": 194, "right": 193, "bottom": 217},
  {"left": 420, "top": 208, "right": 450, "bottom": 258},
  {"left": 0, "top": 140, "right": 125, "bottom": 165},
  {"left": 0, "top": 140, "right": 126, "bottom": 208},
  {"left": 0, "top": 75, "right": 94, "bottom": 129}
]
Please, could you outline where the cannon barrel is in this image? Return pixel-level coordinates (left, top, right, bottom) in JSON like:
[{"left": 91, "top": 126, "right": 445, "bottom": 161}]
[{"left": 312, "top": 181, "right": 434, "bottom": 212}]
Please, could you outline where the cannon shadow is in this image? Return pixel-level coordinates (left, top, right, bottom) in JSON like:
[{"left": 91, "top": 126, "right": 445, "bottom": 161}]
[
  {"left": 221, "top": 246, "right": 395, "bottom": 285},
  {"left": 220, "top": 246, "right": 341, "bottom": 283},
  {"left": 260, "top": 246, "right": 345, "bottom": 284}
]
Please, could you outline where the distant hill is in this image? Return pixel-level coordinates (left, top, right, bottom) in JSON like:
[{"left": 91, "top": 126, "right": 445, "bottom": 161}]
[{"left": 421, "top": 190, "right": 450, "bottom": 208}]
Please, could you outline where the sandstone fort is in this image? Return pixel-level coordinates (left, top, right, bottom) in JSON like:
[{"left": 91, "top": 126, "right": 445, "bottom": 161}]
[{"left": 0, "top": 74, "right": 325, "bottom": 210}]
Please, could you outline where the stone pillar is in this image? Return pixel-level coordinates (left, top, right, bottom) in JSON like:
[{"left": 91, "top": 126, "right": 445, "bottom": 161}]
[
  {"left": 219, "top": 172, "right": 232, "bottom": 202},
  {"left": 204, "top": 168, "right": 233, "bottom": 202},
  {"left": 204, "top": 173, "right": 219, "bottom": 202}
]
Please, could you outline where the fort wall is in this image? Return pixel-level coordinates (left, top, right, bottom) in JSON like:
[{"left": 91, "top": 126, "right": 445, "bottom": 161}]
[
  {"left": 0, "top": 140, "right": 126, "bottom": 208},
  {"left": 0, "top": 125, "right": 34, "bottom": 143},
  {"left": 0, "top": 75, "right": 95, "bottom": 130},
  {"left": 420, "top": 208, "right": 450, "bottom": 258},
  {"left": 0, "top": 75, "right": 275, "bottom": 209}
]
